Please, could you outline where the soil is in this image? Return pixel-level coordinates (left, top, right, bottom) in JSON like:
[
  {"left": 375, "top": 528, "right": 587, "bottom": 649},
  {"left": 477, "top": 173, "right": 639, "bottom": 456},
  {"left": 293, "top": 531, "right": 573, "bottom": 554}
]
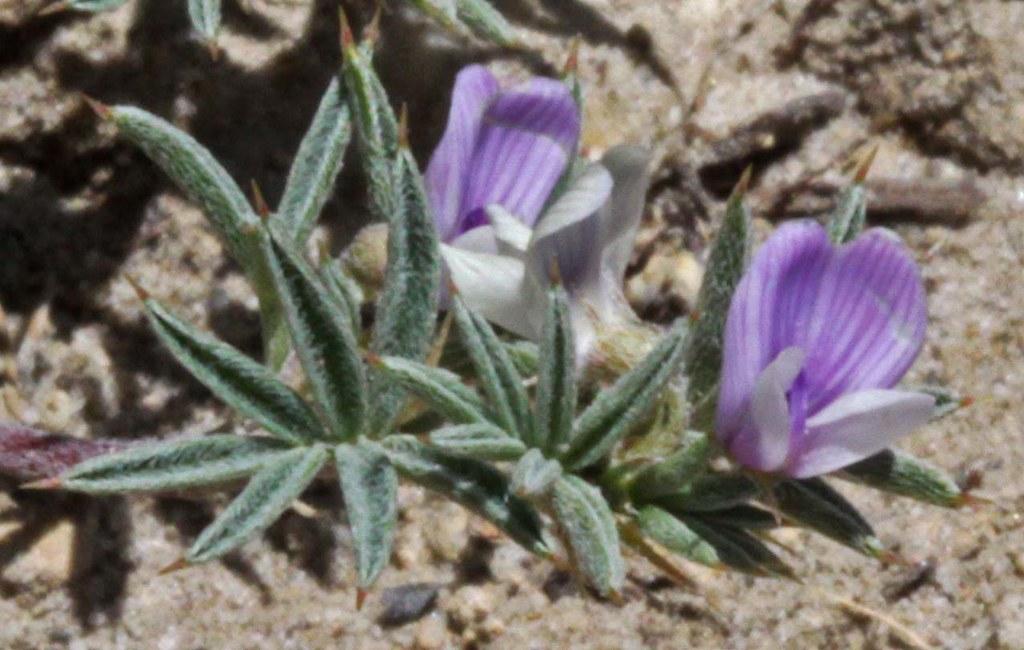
[{"left": 1, "top": 0, "right": 1023, "bottom": 648}]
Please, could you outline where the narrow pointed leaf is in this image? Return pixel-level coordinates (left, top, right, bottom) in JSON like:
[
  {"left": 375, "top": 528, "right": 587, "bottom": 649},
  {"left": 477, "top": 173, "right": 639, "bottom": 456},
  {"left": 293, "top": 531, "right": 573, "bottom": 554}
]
[
  {"left": 0, "top": 423, "right": 129, "bottom": 483},
  {"left": 405, "top": 0, "right": 461, "bottom": 32},
  {"left": 698, "top": 504, "right": 777, "bottom": 530},
  {"left": 826, "top": 182, "right": 868, "bottom": 245},
  {"left": 188, "top": 445, "right": 329, "bottom": 563},
  {"left": 504, "top": 340, "right": 539, "bottom": 377},
  {"left": 684, "top": 189, "right": 751, "bottom": 418},
  {"left": 375, "top": 356, "right": 487, "bottom": 425},
  {"left": 429, "top": 423, "right": 526, "bottom": 461},
  {"left": 629, "top": 430, "right": 712, "bottom": 502},
  {"left": 652, "top": 473, "right": 759, "bottom": 513},
  {"left": 319, "top": 256, "right": 364, "bottom": 336},
  {"left": 915, "top": 385, "right": 969, "bottom": 421},
  {"left": 452, "top": 296, "right": 531, "bottom": 439},
  {"left": 263, "top": 229, "right": 366, "bottom": 439},
  {"left": 456, "top": 0, "right": 517, "bottom": 46},
  {"left": 510, "top": 449, "right": 562, "bottom": 499},
  {"left": 681, "top": 515, "right": 794, "bottom": 578},
  {"left": 367, "top": 149, "right": 441, "bottom": 434},
  {"left": 534, "top": 288, "right": 576, "bottom": 452},
  {"left": 275, "top": 76, "right": 352, "bottom": 245},
  {"left": 551, "top": 475, "right": 625, "bottom": 597},
  {"left": 773, "top": 478, "right": 883, "bottom": 557},
  {"left": 336, "top": 442, "right": 398, "bottom": 588},
  {"left": 562, "top": 320, "right": 688, "bottom": 471},
  {"left": 187, "top": 0, "right": 221, "bottom": 42},
  {"left": 840, "top": 448, "right": 964, "bottom": 507},
  {"left": 634, "top": 506, "right": 720, "bottom": 568},
  {"left": 62, "top": 435, "right": 293, "bottom": 494},
  {"left": 143, "top": 299, "right": 325, "bottom": 443},
  {"left": 66, "top": 0, "right": 129, "bottom": 10},
  {"left": 383, "top": 435, "right": 546, "bottom": 554}
]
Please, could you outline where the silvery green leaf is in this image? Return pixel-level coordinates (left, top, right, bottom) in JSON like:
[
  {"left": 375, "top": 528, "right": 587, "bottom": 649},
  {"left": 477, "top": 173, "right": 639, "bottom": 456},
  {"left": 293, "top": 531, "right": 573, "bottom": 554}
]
[
  {"left": 65, "top": 0, "right": 129, "bottom": 10},
  {"left": 373, "top": 356, "right": 488, "bottom": 425},
  {"left": 684, "top": 185, "right": 751, "bottom": 421},
  {"left": 404, "top": 0, "right": 460, "bottom": 31},
  {"left": 262, "top": 229, "right": 366, "bottom": 440},
  {"left": 826, "top": 182, "right": 868, "bottom": 245},
  {"left": 335, "top": 441, "right": 397, "bottom": 588},
  {"left": 651, "top": 473, "right": 759, "bottom": 513},
  {"left": 840, "top": 449, "right": 964, "bottom": 508},
  {"left": 456, "top": 0, "right": 517, "bottom": 46},
  {"left": 367, "top": 149, "right": 441, "bottom": 434},
  {"left": 429, "top": 423, "right": 526, "bottom": 461},
  {"left": 318, "top": 256, "right": 364, "bottom": 337},
  {"left": 143, "top": 299, "right": 325, "bottom": 444},
  {"left": 562, "top": 319, "right": 688, "bottom": 471},
  {"left": 510, "top": 449, "right": 562, "bottom": 499},
  {"left": 187, "top": 0, "right": 221, "bottom": 42},
  {"left": 634, "top": 506, "right": 720, "bottom": 568},
  {"left": 383, "top": 435, "right": 547, "bottom": 555},
  {"left": 187, "top": 445, "right": 329, "bottom": 563},
  {"left": 773, "top": 478, "right": 884, "bottom": 558},
  {"left": 61, "top": 435, "right": 292, "bottom": 494},
  {"left": 504, "top": 340, "right": 539, "bottom": 377},
  {"left": 628, "top": 430, "right": 712, "bottom": 502},
  {"left": 275, "top": 76, "right": 352, "bottom": 245},
  {"left": 551, "top": 475, "right": 624, "bottom": 597},
  {"left": 534, "top": 288, "right": 576, "bottom": 453},
  {"left": 681, "top": 516, "right": 794, "bottom": 578},
  {"left": 452, "top": 297, "right": 531, "bottom": 439}
]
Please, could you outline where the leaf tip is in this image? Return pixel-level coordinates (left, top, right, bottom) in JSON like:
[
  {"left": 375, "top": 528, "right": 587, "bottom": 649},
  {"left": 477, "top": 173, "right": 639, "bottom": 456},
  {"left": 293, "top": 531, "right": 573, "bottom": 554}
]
[
  {"left": 20, "top": 477, "right": 62, "bottom": 491},
  {"left": 356, "top": 588, "right": 369, "bottom": 611},
  {"left": 398, "top": 103, "right": 410, "bottom": 149},
  {"left": 853, "top": 143, "right": 879, "bottom": 184},
  {"left": 206, "top": 39, "right": 221, "bottom": 62},
  {"left": 124, "top": 274, "right": 150, "bottom": 302},
  {"left": 37, "top": 1, "right": 69, "bottom": 17},
  {"left": 546, "top": 257, "right": 563, "bottom": 286},
  {"left": 250, "top": 180, "right": 271, "bottom": 221},
  {"left": 363, "top": 5, "right": 381, "bottom": 45},
  {"left": 158, "top": 557, "right": 191, "bottom": 576},
  {"left": 731, "top": 165, "right": 753, "bottom": 200},
  {"left": 365, "top": 351, "right": 383, "bottom": 368},
  {"left": 81, "top": 95, "right": 112, "bottom": 120},
  {"left": 562, "top": 36, "right": 581, "bottom": 76},
  {"left": 339, "top": 7, "right": 356, "bottom": 53}
]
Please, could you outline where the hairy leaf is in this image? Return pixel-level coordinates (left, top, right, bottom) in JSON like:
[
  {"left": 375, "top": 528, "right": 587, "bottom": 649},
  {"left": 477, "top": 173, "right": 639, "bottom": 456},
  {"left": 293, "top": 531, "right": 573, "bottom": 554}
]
[
  {"left": 551, "top": 475, "right": 625, "bottom": 597},
  {"left": 698, "top": 504, "right": 777, "bottom": 531},
  {"left": 774, "top": 478, "right": 883, "bottom": 557},
  {"left": 840, "top": 449, "right": 964, "bottom": 508},
  {"left": 375, "top": 356, "right": 488, "bottom": 425},
  {"left": 534, "top": 288, "right": 576, "bottom": 453},
  {"left": 504, "top": 340, "right": 539, "bottom": 377},
  {"left": 319, "top": 256, "right": 364, "bottom": 337},
  {"left": 456, "top": 0, "right": 517, "bottom": 46},
  {"left": 652, "top": 473, "right": 759, "bottom": 513},
  {"left": 1, "top": 422, "right": 130, "bottom": 483},
  {"left": 66, "top": 0, "right": 129, "bottom": 10},
  {"left": 429, "top": 423, "right": 526, "bottom": 461},
  {"left": 275, "top": 76, "right": 352, "bottom": 245},
  {"left": 562, "top": 319, "right": 688, "bottom": 471},
  {"left": 383, "top": 435, "right": 546, "bottom": 554},
  {"left": 634, "top": 506, "right": 720, "bottom": 568},
  {"left": 336, "top": 441, "right": 398, "bottom": 588},
  {"left": 263, "top": 229, "right": 366, "bottom": 439},
  {"left": 62, "top": 435, "right": 292, "bottom": 494},
  {"left": 188, "top": 445, "right": 328, "bottom": 563},
  {"left": 143, "top": 299, "right": 325, "bottom": 443},
  {"left": 681, "top": 515, "right": 793, "bottom": 578},
  {"left": 510, "top": 449, "right": 562, "bottom": 499},
  {"left": 826, "top": 182, "right": 868, "bottom": 245},
  {"left": 629, "top": 430, "right": 712, "bottom": 502},
  {"left": 187, "top": 0, "right": 221, "bottom": 42}
]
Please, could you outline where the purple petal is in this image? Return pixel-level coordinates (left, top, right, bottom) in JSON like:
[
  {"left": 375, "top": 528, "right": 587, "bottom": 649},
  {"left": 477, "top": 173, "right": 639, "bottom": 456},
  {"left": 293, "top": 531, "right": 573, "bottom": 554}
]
[
  {"left": 801, "top": 229, "right": 927, "bottom": 413},
  {"left": 425, "top": 65, "right": 501, "bottom": 242},
  {"left": 729, "top": 347, "right": 805, "bottom": 472},
  {"left": 458, "top": 78, "right": 580, "bottom": 232},
  {"left": 788, "top": 389, "right": 935, "bottom": 478},
  {"left": 0, "top": 422, "right": 130, "bottom": 483},
  {"left": 715, "top": 221, "right": 832, "bottom": 445}
]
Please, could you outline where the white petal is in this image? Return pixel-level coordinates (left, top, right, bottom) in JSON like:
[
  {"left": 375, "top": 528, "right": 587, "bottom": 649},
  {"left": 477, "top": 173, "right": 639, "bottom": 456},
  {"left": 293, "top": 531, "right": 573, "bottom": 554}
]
[
  {"left": 441, "top": 244, "right": 538, "bottom": 339},
  {"left": 791, "top": 389, "right": 935, "bottom": 478},
  {"left": 596, "top": 145, "right": 652, "bottom": 284},
  {"left": 485, "top": 204, "right": 531, "bottom": 258},
  {"left": 749, "top": 347, "right": 805, "bottom": 472},
  {"left": 449, "top": 225, "right": 498, "bottom": 254}
]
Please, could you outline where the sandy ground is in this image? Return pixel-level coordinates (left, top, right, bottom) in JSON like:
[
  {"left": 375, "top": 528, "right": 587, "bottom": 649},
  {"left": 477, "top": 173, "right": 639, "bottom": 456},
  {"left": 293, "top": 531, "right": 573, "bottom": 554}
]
[{"left": 1, "top": 0, "right": 1023, "bottom": 648}]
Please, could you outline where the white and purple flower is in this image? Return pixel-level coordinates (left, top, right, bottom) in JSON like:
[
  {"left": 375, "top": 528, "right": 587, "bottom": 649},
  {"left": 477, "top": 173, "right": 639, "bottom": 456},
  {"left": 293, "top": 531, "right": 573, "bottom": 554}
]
[{"left": 716, "top": 221, "right": 935, "bottom": 478}]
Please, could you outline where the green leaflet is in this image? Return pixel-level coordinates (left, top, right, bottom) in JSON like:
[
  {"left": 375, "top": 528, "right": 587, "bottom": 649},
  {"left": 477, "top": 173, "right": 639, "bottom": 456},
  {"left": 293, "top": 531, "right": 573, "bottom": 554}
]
[
  {"left": 634, "top": 506, "right": 720, "bottom": 568},
  {"left": 504, "top": 340, "right": 539, "bottom": 377},
  {"left": 275, "top": 76, "right": 353, "bottom": 245},
  {"left": 61, "top": 435, "right": 293, "bottom": 494},
  {"left": 429, "top": 423, "right": 527, "bottom": 462},
  {"left": 262, "top": 229, "right": 366, "bottom": 440},
  {"left": 318, "top": 256, "right": 364, "bottom": 337},
  {"left": 840, "top": 449, "right": 964, "bottom": 508},
  {"left": 684, "top": 187, "right": 751, "bottom": 422},
  {"left": 335, "top": 442, "right": 398, "bottom": 589},
  {"left": 534, "top": 288, "right": 576, "bottom": 453},
  {"left": 510, "top": 449, "right": 562, "bottom": 499},
  {"left": 383, "top": 435, "right": 547, "bottom": 555},
  {"left": 562, "top": 319, "right": 688, "bottom": 471},
  {"left": 456, "top": 0, "right": 517, "bottom": 46},
  {"left": 367, "top": 149, "right": 441, "bottom": 434},
  {"left": 681, "top": 515, "right": 793, "bottom": 578},
  {"left": 143, "top": 299, "right": 325, "bottom": 444},
  {"left": 652, "top": 473, "right": 759, "bottom": 513},
  {"left": 66, "top": 0, "right": 129, "bottom": 10},
  {"left": 826, "top": 182, "right": 868, "bottom": 245},
  {"left": 404, "top": 0, "right": 460, "bottom": 32},
  {"left": 773, "top": 478, "right": 884, "bottom": 557},
  {"left": 452, "top": 296, "right": 531, "bottom": 440},
  {"left": 187, "top": 0, "right": 221, "bottom": 42},
  {"left": 188, "top": 445, "right": 329, "bottom": 563},
  {"left": 628, "top": 430, "right": 712, "bottom": 502},
  {"left": 375, "top": 356, "right": 488, "bottom": 425},
  {"left": 698, "top": 504, "right": 777, "bottom": 531},
  {"left": 551, "top": 475, "right": 625, "bottom": 597}
]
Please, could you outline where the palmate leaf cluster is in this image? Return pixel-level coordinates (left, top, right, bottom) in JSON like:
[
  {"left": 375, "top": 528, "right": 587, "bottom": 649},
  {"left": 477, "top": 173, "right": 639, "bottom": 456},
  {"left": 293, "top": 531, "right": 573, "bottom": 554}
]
[{"left": 51, "top": 27, "right": 972, "bottom": 601}]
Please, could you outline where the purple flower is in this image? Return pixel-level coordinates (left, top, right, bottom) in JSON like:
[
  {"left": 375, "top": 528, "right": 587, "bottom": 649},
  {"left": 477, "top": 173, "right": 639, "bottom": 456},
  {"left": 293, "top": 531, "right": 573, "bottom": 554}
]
[
  {"left": 716, "top": 221, "right": 935, "bottom": 478},
  {"left": 425, "top": 65, "right": 581, "bottom": 249}
]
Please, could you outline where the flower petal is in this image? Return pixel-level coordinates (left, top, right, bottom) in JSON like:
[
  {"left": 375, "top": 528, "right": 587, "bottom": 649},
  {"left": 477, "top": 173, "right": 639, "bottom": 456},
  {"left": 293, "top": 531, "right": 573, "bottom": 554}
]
[
  {"left": 441, "top": 244, "right": 538, "bottom": 339},
  {"left": 790, "top": 389, "right": 935, "bottom": 478},
  {"left": 715, "top": 221, "right": 832, "bottom": 443},
  {"left": 728, "top": 347, "right": 804, "bottom": 472},
  {"left": 458, "top": 78, "right": 580, "bottom": 232},
  {"left": 425, "top": 65, "right": 501, "bottom": 242},
  {"left": 802, "top": 228, "right": 928, "bottom": 413},
  {"left": 595, "top": 145, "right": 652, "bottom": 285},
  {"left": 485, "top": 204, "right": 531, "bottom": 258}
]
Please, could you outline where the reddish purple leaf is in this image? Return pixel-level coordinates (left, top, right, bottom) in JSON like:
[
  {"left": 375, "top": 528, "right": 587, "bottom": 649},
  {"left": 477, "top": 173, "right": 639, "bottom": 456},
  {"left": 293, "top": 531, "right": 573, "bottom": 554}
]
[{"left": 0, "top": 422, "right": 130, "bottom": 483}]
